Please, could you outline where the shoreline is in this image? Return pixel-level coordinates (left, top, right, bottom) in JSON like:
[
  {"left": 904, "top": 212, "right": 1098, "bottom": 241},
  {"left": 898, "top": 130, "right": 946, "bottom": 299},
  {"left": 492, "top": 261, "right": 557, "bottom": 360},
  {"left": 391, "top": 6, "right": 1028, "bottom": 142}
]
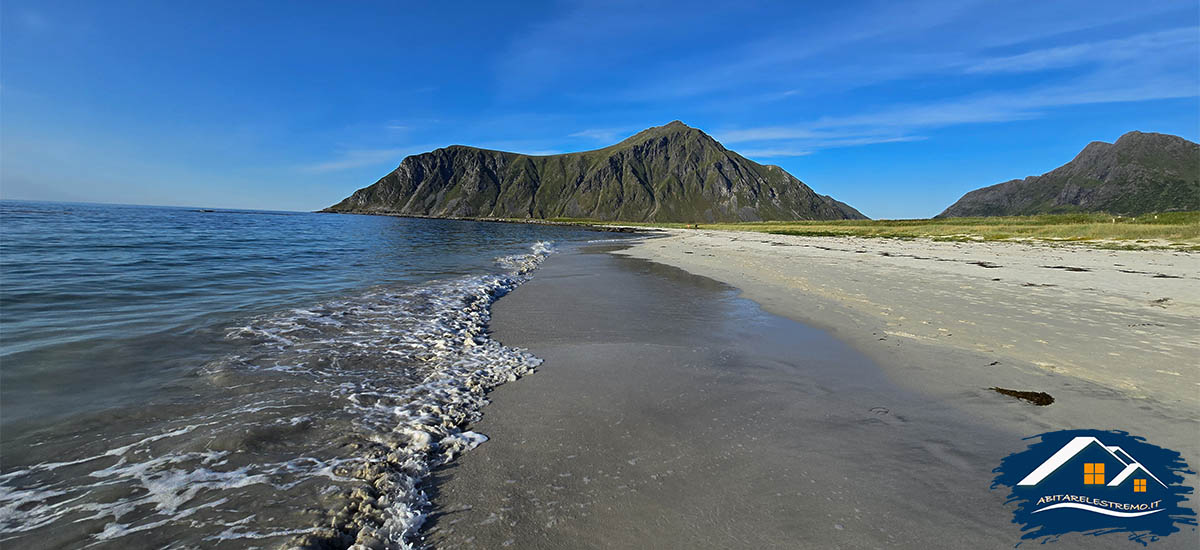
[
  {"left": 424, "top": 245, "right": 1021, "bottom": 548},
  {"left": 617, "top": 229, "right": 1199, "bottom": 406},
  {"left": 316, "top": 210, "right": 1200, "bottom": 250},
  {"left": 422, "top": 239, "right": 1198, "bottom": 548},
  {"left": 315, "top": 210, "right": 660, "bottom": 233},
  {"left": 615, "top": 230, "right": 1200, "bottom": 493}
]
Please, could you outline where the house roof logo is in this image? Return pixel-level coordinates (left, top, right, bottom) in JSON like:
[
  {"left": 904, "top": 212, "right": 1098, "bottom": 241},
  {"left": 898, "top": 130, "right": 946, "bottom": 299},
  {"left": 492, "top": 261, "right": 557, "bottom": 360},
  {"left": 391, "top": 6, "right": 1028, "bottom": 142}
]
[
  {"left": 1017, "top": 436, "right": 1169, "bottom": 518},
  {"left": 992, "top": 430, "right": 1195, "bottom": 545}
]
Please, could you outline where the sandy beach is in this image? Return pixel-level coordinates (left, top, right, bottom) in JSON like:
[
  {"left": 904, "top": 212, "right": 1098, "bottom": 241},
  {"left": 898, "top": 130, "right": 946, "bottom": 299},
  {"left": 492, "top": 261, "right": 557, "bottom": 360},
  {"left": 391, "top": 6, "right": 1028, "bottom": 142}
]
[
  {"left": 618, "top": 231, "right": 1199, "bottom": 449},
  {"left": 7, "top": 2, "right": 1199, "bottom": 548},
  {"left": 423, "top": 236, "right": 1198, "bottom": 549}
]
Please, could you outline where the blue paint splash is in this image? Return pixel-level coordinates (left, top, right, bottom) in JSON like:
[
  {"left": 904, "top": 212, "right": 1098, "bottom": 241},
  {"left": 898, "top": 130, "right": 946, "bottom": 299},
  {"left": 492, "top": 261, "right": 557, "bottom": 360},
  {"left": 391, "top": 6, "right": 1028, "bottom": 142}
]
[{"left": 992, "top": 430, "right": 1196, "bottom": 546}]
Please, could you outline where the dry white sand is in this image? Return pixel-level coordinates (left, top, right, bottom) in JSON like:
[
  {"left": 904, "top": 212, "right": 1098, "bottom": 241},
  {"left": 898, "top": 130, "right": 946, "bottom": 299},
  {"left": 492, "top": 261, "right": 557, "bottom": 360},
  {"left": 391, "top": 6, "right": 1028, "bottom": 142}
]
[{"left": 619, "top": 230, "right": 1200, "bottom": 461}]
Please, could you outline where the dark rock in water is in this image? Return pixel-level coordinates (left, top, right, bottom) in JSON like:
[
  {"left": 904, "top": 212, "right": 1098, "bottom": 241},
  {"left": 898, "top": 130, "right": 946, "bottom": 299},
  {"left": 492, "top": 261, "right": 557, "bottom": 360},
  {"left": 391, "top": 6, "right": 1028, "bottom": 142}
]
[
  {"left": 939, "top": 131, "right": 1200, "bottom": 217},
  {"left": 323, "top": 121, "right": 866, "bottom": 223},
  {"left": 991, "top": 387, "right": 1055, "bottom": 406}
]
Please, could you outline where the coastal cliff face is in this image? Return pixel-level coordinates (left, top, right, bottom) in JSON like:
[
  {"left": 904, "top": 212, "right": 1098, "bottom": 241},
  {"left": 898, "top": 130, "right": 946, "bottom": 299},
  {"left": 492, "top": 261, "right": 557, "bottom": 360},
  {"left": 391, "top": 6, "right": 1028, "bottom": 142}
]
[
  {"left": 324, "top": 121, "right": 866, "bottom": 222},
  {"left": 938, "top": 131, "right": 1200, "bottom": 217}
]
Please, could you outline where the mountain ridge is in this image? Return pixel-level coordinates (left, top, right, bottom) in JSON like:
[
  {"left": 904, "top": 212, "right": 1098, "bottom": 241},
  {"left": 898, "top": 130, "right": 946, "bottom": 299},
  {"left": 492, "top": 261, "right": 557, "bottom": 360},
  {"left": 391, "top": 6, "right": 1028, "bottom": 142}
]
[
  {"left": 938, "top": 131, "right": 1199, "bottom": 218},
  {"left": 323, "top": 121, "right": 866, "bottom": 222}
]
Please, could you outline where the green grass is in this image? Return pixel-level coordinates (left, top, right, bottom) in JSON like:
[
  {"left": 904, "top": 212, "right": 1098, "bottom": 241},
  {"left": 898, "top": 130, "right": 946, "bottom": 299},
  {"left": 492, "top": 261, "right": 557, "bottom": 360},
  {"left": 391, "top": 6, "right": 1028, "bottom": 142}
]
[{"left": 520, "top": 212, "right": 1200, "bottom": 249}]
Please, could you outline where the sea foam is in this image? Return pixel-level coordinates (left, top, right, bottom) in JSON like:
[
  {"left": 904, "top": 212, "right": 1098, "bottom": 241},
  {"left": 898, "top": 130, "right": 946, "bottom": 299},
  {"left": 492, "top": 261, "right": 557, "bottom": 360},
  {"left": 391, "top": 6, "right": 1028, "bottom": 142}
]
[{"left": 0, "top": 242, "right": 556, "bottom": 550}]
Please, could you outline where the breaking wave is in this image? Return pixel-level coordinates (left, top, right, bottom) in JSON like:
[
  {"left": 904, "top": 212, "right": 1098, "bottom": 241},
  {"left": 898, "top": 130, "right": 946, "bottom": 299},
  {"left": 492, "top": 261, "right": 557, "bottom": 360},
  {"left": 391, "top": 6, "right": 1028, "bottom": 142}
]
[{"left": 0, "top": 242, "right": 555, "bottom": 549}]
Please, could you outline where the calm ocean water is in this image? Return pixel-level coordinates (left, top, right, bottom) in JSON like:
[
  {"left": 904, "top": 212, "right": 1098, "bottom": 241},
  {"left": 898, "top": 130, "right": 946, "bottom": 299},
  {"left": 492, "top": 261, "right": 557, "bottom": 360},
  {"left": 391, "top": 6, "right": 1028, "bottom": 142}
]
[{"left": 0, "top": 200, "right": 625, "bottom": 549}]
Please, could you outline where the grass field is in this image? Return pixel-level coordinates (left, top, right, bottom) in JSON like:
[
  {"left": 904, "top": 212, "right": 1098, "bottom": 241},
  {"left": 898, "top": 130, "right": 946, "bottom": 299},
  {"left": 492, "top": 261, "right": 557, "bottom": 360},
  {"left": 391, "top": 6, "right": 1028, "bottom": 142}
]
[{"left": 534, "top": 212, "right": 1200, "bottom": 249}]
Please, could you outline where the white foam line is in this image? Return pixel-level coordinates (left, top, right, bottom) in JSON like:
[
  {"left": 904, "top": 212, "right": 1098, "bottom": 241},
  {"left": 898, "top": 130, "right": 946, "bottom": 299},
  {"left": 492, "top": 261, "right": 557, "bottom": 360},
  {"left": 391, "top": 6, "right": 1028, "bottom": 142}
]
[{"left": 1, "top": 241, "right": 559, "bottom": 550}]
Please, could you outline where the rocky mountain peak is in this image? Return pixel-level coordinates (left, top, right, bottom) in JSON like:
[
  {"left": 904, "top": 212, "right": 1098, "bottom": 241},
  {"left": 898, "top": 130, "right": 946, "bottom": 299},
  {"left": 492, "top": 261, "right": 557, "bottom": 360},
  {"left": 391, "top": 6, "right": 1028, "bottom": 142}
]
[
  {"left": 938, "top": 131, "right": 1199, "bottom": 217},
  {"left": 323, "top": 122, "right": 865, "bottom": 222}
]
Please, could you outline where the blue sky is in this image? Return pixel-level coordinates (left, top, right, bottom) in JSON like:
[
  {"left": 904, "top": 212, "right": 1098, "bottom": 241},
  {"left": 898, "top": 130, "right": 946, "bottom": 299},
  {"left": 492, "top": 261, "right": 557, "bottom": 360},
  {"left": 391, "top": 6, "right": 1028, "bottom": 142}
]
[{"left": 2, "top": 0, "right": 1197, "bottom": 218}]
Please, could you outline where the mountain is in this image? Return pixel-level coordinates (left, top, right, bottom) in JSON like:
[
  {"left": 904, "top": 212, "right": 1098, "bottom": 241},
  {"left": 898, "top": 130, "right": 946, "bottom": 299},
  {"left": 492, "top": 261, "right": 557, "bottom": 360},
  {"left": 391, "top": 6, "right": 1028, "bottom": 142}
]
[
  {"left": 938, "top": 131, "right": 1200, "bottom": 218},
  {"left": 323, "top": 121, "right": 866, "bottom": 222}
]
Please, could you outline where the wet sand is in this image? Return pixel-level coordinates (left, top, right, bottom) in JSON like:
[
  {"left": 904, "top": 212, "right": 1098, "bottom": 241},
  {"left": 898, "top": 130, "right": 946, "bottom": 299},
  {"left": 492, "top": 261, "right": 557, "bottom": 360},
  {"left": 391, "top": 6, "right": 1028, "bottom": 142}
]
[
  {"left": 421, "top": 243, "right": 1197, "bottom": 548},
  {"left": 618, "top": 231, "right": 1199, "bottom": 460}
]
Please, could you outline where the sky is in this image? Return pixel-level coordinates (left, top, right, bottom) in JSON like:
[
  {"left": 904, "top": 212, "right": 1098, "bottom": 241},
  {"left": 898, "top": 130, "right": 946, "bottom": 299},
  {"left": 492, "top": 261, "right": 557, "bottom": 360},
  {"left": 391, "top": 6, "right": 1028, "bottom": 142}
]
[{"left": 2, "top": 0, "right": 1197, "bottom": 219}]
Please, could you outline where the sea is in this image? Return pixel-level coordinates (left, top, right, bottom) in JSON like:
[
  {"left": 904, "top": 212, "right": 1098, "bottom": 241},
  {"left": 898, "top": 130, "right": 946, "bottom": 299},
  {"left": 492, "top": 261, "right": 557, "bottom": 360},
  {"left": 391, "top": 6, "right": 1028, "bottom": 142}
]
[{"left": 0, "top": 200, "right": 628, "bottom": 549}]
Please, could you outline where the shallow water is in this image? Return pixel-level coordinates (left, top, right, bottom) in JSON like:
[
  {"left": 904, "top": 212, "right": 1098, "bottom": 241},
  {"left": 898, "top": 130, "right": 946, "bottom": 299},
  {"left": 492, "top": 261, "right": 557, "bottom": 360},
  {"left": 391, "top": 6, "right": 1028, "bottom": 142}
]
[{"left": 0, "top": 201, "right": 623, "bottom": 549}]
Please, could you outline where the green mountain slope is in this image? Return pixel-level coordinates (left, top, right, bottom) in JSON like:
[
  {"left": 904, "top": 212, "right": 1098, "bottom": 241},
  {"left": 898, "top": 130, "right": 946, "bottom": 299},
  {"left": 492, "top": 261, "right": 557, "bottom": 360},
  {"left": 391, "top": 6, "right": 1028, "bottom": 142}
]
[
  {"left": 324, "top": 121, "right": 866, "bottom": 222},
  {"left": 938, "top": 131, "right": 1200, "bottom": 218}
]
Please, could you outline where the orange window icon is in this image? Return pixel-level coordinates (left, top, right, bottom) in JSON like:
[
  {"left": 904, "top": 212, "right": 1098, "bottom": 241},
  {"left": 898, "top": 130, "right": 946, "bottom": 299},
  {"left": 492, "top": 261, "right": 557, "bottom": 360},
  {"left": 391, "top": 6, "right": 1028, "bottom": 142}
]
[
  {"left": 1084, "top": 463, "right": 1105, "bottom": 485},
  {"left": 1134, "top": 479, "right": 1147, "bottom": 493}
]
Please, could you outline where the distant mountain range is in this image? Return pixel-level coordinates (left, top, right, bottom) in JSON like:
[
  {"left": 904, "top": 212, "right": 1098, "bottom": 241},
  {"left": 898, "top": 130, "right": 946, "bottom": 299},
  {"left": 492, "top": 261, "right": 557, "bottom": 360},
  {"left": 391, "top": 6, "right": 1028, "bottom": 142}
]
[
  {"left": 323, "top": 121, "right": 866, "bottom": 222},
  {"left": 939, "top": 131, "right": 1199, "bottom": 218}
]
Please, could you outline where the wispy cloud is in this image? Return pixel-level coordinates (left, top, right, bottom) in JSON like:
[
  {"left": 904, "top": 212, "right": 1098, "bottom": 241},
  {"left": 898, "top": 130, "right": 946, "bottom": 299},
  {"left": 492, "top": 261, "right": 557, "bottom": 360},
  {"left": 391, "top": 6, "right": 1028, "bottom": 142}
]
[
  {"left": 598, "top": 0, "right": 988, "bottom": 102},
  {"left": 816, "top": 136, "right": 929, "bottom": 148},
  {"left": 819, "top": 77, "right": 1194, "bottom": 131},
  {"left": 299, "top": 148, "right": 412, "bottom": 173},
  {"left": 717, "top": 128, "right": 859, "bottom": 144},
  {"left": 473, "top": 138, "right": 566, "bottom": 155},
  {"left": 965, "top": 28, "right": 1198, "bottom": 74},
  {"left": 568, "top": 127, "right": 634, "bottom": 142},
  {"left": 715, "top": 70, "right": 1196, "bottom": 154},
  {"left": 581, "top": 1, "right": 1196, "bottom": 107},
  {"left": 492, "top": 1, "right": 708, "bottom": 97},
  {"left": 739, "top": 149, "right": 813, "bottom": 158},
  {"left": 731, "top": 136, "right": 926, "bottom": 158},
  {"left": 718, "top": 128, "right": 926, "bottom": 148}
]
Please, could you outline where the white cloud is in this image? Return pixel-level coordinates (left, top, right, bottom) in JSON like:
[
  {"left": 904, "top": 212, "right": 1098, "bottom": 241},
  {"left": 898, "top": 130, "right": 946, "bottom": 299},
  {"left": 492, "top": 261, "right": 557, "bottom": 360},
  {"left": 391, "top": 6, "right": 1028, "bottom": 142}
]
[
  {"left": 472, "top": 138, "right": 568, "bottom": 155},
  {"left": 739, "top": 149, "right": 813, "bottom": 158},
  {"left": 823, "top": 77, "right": 1195, "bottom": 131},
  {"left": 579, "top": 1, "right": 1196, "bottom": 107},
  {"left": 300, "top": 148, "right": 412, "bottom": 173},
  {"left": 568, "top": 127, "right": 633, "bottom": 142},
  {"left": 717, "top": 127, "right": 864, "bottom": 144},
  {"left": 965, "top": 28, "right": 1198, "bottom": 74},
  {"left": 728, "top": 136, "right": 926, "bottom": 157},
  {"left": 714, "top": 71, "right": 1196, "bottom": 153},
  {"left": 816, "top": 136, "right": 929, "bottom": 148},
  {"left": 717, "top": 128, "right": 926, "bottom": 148}
]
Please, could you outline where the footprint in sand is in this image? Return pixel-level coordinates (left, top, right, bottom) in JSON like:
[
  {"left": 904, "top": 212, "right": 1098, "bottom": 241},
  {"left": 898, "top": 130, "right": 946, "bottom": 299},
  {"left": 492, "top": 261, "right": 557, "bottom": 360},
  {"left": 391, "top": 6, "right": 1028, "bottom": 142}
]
[{"left": 865, "top": 406, "right": 906, "bottom": 426}]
